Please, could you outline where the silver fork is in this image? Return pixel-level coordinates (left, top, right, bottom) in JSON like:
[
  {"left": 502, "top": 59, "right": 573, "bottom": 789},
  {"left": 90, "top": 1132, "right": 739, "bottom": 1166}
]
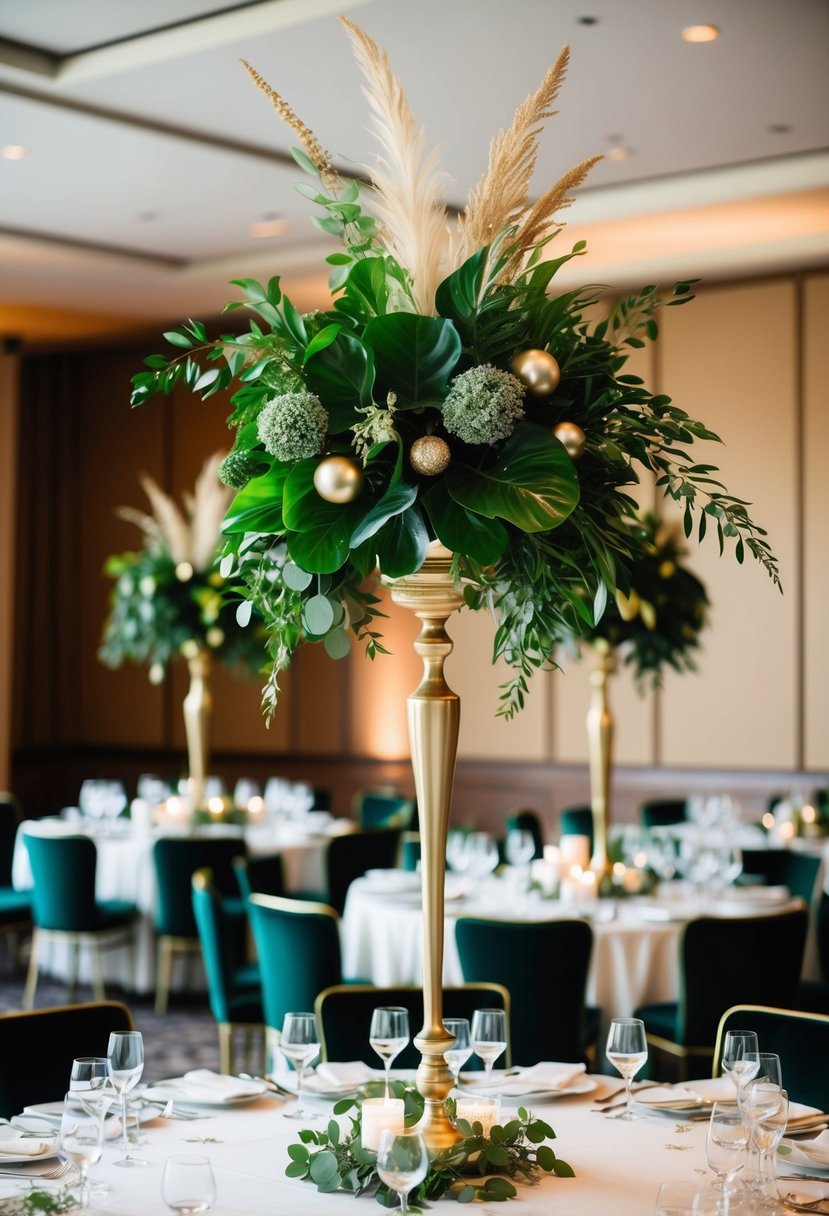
[{"left": 0, "top": 1159, "right": 74, "bottom": 1181}]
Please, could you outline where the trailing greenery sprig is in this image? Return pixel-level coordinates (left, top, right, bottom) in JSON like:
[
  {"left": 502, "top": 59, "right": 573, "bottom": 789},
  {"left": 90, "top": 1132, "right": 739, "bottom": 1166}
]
[{"left": 0, "top": 1189, "right": 79, "bottom": 1215}]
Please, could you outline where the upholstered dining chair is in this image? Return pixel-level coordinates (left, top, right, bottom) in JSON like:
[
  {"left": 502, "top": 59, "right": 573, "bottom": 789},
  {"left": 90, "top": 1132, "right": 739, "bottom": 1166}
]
[
  {"left": 353, "top": 791, "right": 416, "bottom": 832},
  {"left": 232, "top": 853, "right": 285, "bottom": 902},
  {"left": 558, "top": 806, "right": 593, "bottom": 853},
  {"left": 0, "top": 794, "right": 30, "bottom": 965},
  {"left": 739, "top": 848, "right": 821, "bottom": 905},
  {"left": 22, "top": 831, "right": 138, "bottom": 1009},
  {"left": 639, "top": 799, "right": 687, "bottom": 830},
  {"left": 152, "top": 836, "right": 247, "bottom": 1015},
  {"left": 505, "top": 809, "right": 545, "bottom": 860},
  {"left": 324, "top": 828, "right": 402, "bottom": 914},
  {"left": 713, "top": 1004, "right": 829, "bottom": 1110},
  {"left": 0, "top": 1000, "right": 134, "bottom": 1120},
  {"left": 798, "top": 888, "right": 829, "bottom": 1014},
  {"left": 634, "top": 905, "right": 809, "bottom": 1079},
  {"left": 455, "top": 917, "right": 598, "bottom": 1066},
  {"left": 191, "top": 869, "right": 264, "bottom": 1075},
  {"left": 315, "top": 982, "right": 511, "bottom": 1068}
]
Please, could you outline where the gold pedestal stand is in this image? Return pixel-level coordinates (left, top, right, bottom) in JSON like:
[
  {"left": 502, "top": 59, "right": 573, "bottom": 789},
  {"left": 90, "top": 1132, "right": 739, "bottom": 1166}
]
[
  {"left": 183, "top": 650, "right": 212, "bottom": 811},
  {"left": 587, "top": 641, "right": 615, "bottom": 881},
  {"left": 386, "top": 545, "right": 464, "bottom": 1150}
]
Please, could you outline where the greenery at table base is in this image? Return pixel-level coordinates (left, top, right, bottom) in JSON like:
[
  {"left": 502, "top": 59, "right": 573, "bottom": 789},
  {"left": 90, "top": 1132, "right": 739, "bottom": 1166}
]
[
  {"left": 0, "top": 1190, "right": 79, "bottom": 1216},
  {"left": 285, "top": 1085, "right": 572, "bottom": 1208},
  {"left": 131, "top": 17, "right": 779, "bottom": 722}
]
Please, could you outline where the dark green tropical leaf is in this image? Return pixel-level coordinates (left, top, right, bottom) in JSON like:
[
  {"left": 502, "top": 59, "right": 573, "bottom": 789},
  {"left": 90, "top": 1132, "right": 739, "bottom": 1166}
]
[
  {"left": 350, "top": 482, "right": 417, "bottom": 547},
  {"left": 363, "top": 313, "right": 461, "bottom": 404},
  {"left": 422, "top": 481, "right": 508, "bottom": 565},
  {"left": 304, "top": 333, "right": 374, "bottom": 432},
  {"left": 222, "top": 466, "right": 288, "bottom": 535},
  {"left": 373, "top": 506, "right": 429, "bottom": 578},
  {"left": 435, "top": 248, "right": 487, "bottom": 326}
]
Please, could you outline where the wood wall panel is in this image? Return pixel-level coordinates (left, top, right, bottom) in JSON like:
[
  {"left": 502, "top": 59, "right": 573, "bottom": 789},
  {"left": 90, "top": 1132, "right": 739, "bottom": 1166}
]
[
  {"left": 347, "top": 590, "right": 419, "bottom": 761},
  {"left": 803, "top": 274, "right": 829, "bottom": 770},
  {"left": 0, "top": 349, "right": 19, "bottom": 787},
  {"left": 658, "top": 281, "right": 799, "bottom": 769}
]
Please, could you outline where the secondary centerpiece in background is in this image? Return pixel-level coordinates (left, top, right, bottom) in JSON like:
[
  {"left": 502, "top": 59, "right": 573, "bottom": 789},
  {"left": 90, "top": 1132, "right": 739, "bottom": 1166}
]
[
  {"left": 131, "top": 15, "right": 777, "bottom": 1156},
  {"left": 99, "top": 454, "right": 265, "bottom": 809}
]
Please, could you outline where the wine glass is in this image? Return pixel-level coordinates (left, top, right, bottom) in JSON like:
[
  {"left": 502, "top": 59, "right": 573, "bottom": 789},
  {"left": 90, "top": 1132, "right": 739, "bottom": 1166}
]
[
  {"left": 443, "top": 1018, "right": 472, "bottom": 1087},
  {"left": 706, "top": 1101, "right": 748, "bottom": 1212},
  {"left": 605, "top": 1018, "right": 648, "bottom": 1120},
  {"left": 505, "top": 828, "right": 535, "bottom": 901},
  {"left": 107, "top": 1030, "right": 146, "bottom": 1167},
  {"left": 370, "top": 1007, "right": 410, "bottom": 1099},
  {"left": 721, "top": 1030, "right": 760, "bottom": 1090},
  {"left": 376, "top": 1128, "right": 429, "bottom": 1215},
  {"left": 747, "top": 1085, "right": 788, "bottom": 1206},
  {"left": 162, "top": 1154, "right": 216, "bottom": 1214},
  {"left": 655, "top": 1180, "right": 718, "bottom": 1215},
  {"left": 466, "top": 833, "right": 500, "bottom": 880},
  {"left": 280, "top": 1012, "right": 320, "bottom": 1119},
  {"left": 59, "top": 1093, "right": 105, "bottom": 1213},
  {"left": 738, "top": 1052, "right": 782, "bottom": 1190},
  {"left": 446, "top": 831, "right": 470, "bottom": 874},
  {"left": 70, "top": 1057, "right": 114, "bottom": 1196},
  {"left": 470, "top": 1009, "right": 507, "bottom": 1082}
]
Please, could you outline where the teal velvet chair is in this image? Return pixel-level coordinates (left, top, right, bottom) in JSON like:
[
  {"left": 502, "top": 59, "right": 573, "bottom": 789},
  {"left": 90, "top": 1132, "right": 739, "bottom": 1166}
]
[
  {"left": 324, "top": 828, "right": 402, "bottom": 914},
  {"left": 0, "top": 1000, "right": 134, "bottom": 1120},
  {"left": 400, "top": 833, "right": 421, "bottom": 873},
  {"left": 798, "top": 889, "right": 829, "bottom": 1014},
  {"left": 713, "top": 1005, "right": 829, "bottom": 1109},
  {"left": 639, "top": 799, "right": 687, "bottom": 830},
  {"left": 455, "top": 917, "right": 598, "bottom": 1066},
  {"left": 232, "top": 853, "right": 285, "bottom": 901},
  {"left": 315, "top": 982, "right": 511, "bottom": 1068},
  {"left": 152, "top": 836, "right": 248, "bottom": 1015},
  {"left": 634, "top": 906, "right": 809, "bottom": 1079},
  {"left": 0, "top": 795, "right": 30, "bottom": 963},
  {"left": 739, "top": 849, "right": 821, "bottom": 904},
  {"left": 558, "top": 806, "right": 593, "bottom": 853},
  {"left": 191, "top": 869, "right": 264, "bottom": 1074},
  {"left": 22, "top": 832, "right": 138, "bottom": 1009},
  {"left": 354, "top": 791, "right": 416, "bottom": 832},
  {"left": 505, "top": 809, "right": 545, "bottom": 860}
]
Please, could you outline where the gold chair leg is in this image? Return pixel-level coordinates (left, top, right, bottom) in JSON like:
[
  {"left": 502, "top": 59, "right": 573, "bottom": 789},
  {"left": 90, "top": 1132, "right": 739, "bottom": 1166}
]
[
  {"left": 22, "top": 928, "right": 39, "bottom": 1009},
  {"left": 219, "top": 1024, "right": 232, "bottom": 1076},
  {"left": 91, "top": 940, "right": 107, "bottom": 1001},
  {"left": 155, "top": 938, "right": 173, "bottom": 1017}
]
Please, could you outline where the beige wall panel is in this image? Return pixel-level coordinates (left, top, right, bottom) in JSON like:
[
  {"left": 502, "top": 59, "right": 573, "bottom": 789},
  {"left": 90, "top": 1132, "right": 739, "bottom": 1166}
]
[
  {"left": 348, "top": 590, "right": 420, "bottom": 760},
  {"left": 803, "top": 273, "right": 829, "bottom": 770},
  {"left": 659, "top": 281, "right": 798, "bottom": 769}
]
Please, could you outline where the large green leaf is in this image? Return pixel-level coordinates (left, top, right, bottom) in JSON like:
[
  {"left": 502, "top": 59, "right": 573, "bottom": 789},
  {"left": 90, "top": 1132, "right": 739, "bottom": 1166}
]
[
  {"left": 362, "top": 313, "right": 461, "bottom": 405},
  {"left": 304, "top": 332, "right": 374, "bottom": 432},
  {"left": 445, "top": 424, "right": 580, "bottom": 533},
  {"left": 286, "top": 503, "right": 364, "bottom": 573},
  {"left": 222, "top": 465, "right": 287, "bottom": 535},
  {"left": 422, "top": 481, "right": 508, "bottom": 565},
  {"left": 374, "top": 506, "right": 430, "bottom": 578},
  {"left": 282, "top": 460, "right": 322, "bottom": 532},
  {"left": 349, "top": 481, "right": 417, "bottom": 547},
  {"left": 434, "top": 248, "right": 487, "bottom": 330}
]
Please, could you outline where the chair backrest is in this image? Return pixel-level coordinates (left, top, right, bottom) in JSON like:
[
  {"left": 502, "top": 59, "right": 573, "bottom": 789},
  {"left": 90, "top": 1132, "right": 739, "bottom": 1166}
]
[
  {"left": 325, "top": 829, "right": 402, "bottom": 914},
  {"left": 558, "top": 806, "right": 593, "bottom": 852},
  {"left": 713, "top": 1004, "right": 829, "bottom": 1109},
  {"left": 23, "top": 833, "right": 99, "bottom": 930},
  {"left": 679, "top": 906, "right": 809, "bottom": 1047},
  {"left": 232, "top": 854, "right": 285, "bottom": 902},
  {"left": 192, "top": 869, "right": 244, "bottom": 1025},
  {"left": 455, "top": 917, "right": 594, "bottom": 1065},
  {"left": 355, "top": 792, "right": 416, "bottom": 832},
  {"left": 315, "top": 983, "right": 511, "bottom": 1069},
  {"left": 248, "top": 894, "right": 342, "bottom": 1032},
  {"left": 0, "top": 794, "right": 22, "bottom": 888},
  {"left": 739, "top": 849, "right": 821, "bottom": 905},
  {"left": 153, "top": 836, "right": 247, "bottom": 937},
  {"left": 817, "top": 890, "right": 829, "bottom": 983},
  {"left": 639, "top": 799, "right": 687, "bottom": 830},
  {"left": 505, "top": 810, "right": 544, "bottom": 860},
  {"left": 399, "top": 834, "right": 421, "bottom": 873},
  {"left": 0, "top": 1000, "right": 134, "bottom": 1119}
]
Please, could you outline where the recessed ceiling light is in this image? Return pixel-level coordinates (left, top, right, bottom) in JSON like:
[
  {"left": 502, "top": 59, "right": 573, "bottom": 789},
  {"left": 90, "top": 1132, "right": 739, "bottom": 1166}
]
[
  {"left": 577, "top": 16, "right": 599, "bottom": 25},
  {"left": 249, "top": 216, "right": 289, "bottom": 239},
  {"left": 606, "top": 145, "right": 631, "bottom": 162},
  {"left": 1, "top": 144, "right": 29, "bottom": 160},
  {"left": 681, "top": 24, "right": 721, "bottom": 43}
]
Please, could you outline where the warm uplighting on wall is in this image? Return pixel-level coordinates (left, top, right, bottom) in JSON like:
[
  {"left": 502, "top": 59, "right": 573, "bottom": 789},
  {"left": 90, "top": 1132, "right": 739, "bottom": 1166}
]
[
  {"left": 1, "top": 144, "right": 28, "bottom": 160},
  {"left": 249, "top": 215, "right": 289, "bottom": 238},
  {"left": 681, "top": 24, "right": 721, "bottom": 43}
]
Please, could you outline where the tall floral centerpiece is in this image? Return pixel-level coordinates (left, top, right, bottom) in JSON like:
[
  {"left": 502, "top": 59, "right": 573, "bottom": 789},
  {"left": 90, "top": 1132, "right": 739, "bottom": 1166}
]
[
  {"left": 99, "top": 453, "right": 265, "bottom": 809},
  {"left": 131, "top": 18, "right": 778, "bottom": 1147}
]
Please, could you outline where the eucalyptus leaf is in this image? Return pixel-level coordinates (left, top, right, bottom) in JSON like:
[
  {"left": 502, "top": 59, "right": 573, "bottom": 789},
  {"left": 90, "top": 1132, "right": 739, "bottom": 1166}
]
[
  {"left": 303, "top": 594, "right": 335, "bottom": 636},
  {"left": 282, "top": 561, "right": 313, "bottom": 592},
  {"left": 324, "top": 628, "right": 352, "bottom": 659}
]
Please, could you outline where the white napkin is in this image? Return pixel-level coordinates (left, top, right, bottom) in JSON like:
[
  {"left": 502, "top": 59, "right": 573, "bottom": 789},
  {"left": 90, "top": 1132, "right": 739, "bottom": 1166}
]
[
  {"left": 466, "top": 1062, "right": 586, "bottom": 1096},
  {"left": 634, "top": 1085, "right": 702, "bottom": 1106},
  {"left": 306, "top": 1061, "right": 376, "bottom": 1093},
  {"left": 791, "top": 1129, "right": 829, "bottom": 1163},
  {"left": 0, "top": 1126, "right": 51, "bottom": 1157},
  {"left": 178, "top": 1070, "right": 264, "bottom": 1102}
]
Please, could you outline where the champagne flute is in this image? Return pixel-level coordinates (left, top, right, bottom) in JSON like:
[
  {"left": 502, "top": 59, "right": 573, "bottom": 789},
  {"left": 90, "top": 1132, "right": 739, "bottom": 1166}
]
[
  {"left": 376, "top": 1128, "right": 429, "bottom": 1215},
  {"left": 706, "top": 1101, "right": 748, "bottom": 1213},
  {"left": 162, "top": 1154, "right": 216, "bottom": 1214},
  {"left": 748, "top": 1085, "right": 788, "bottom": 1206},
  {"left": 442, "top": 1018, "right": 472, "bottom": 1087},
  {"left": 59, "top": 1093, "right": 105, "bottom": 1214},
  {"left": 720, "top": 1030, "right": 759, "bottom": 1090},
  {"left": 107, "top": 1030, "right": 146, "bottom": 1167},
  {"left": 470, "top": 1009, "right": 507, "bottom": 1082},
  {"left": 605, "top": 1018, "right": 648, "bottom": 1120},
  {"left": 370, "top": 1007, "right": 410, "bottom": 1099},
  {"left": 280, "top": 1012, "right": 320, "bottom": 1119}
]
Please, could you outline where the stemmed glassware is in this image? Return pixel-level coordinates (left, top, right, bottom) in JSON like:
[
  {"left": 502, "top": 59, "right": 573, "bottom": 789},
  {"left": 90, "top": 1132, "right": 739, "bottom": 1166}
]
[
  {"left": 376, "top": 1128, "right": 429, "bottom": 1215},
  {"left": 721, "top": 1030, "right": 760, "bottom": 1090},
  {"left": 505, "top": 829, "right": 535, "bottom": 902},
  {"left": 706, "top": 1102, "right": 749, "bottom": 1213},
  {"left": 446, "top": 831, "right": 470, "bottom": 875},
  {"left": 745, "top": 1084, "right": 788, "bottom": 1207},
  {"left": 162, "top": 1154, "right": 217, "bottom": 1214},
  {"left": 605, "top": 1018, "right": 648, "bottom": 1120},
  {"left": 442, "top": 1018, "right": 472, "bottom": 1088},
  {"left": 465, "top": 833, "right": 500, "bottom": 880},
  {"left": 737, "top": 1054, "right": 782, "bottom": 1193},
  {"left": 470, "top": 1009, "right": 508, "bottom": 1082},
  {"left": 107, "top": 1030, "right": 146, "bottom": 1167},
  {"left": 280, "top": 1012, "right": 320, "bottom": 1119},
  {"left": 70, "top": 1057, "right": 114, "bottom": 1196},
  {"left": 370, "top": 1007, "right": 410, "bottom": 1099},
  {"left": 58, "top": 1093, "right": 105, "bottom": 1213}
]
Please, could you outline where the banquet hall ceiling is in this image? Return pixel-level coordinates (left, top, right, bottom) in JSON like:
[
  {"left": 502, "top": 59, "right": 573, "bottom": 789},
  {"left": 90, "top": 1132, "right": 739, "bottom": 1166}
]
[{"left": 0, "top": 0, "right": 827, "bottom": 342}]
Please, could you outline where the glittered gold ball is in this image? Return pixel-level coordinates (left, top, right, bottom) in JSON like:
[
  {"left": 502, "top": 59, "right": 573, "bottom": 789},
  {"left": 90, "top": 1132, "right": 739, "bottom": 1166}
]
[
  {"left": 313, "top": 455, "right": 364, "bottom": 504},
  {"left": 410, "top": 435, "right": 451, "bottom": 476},
  {"left": 511, "top": 348, "right": 561, "bottom": 396},
  {"left": 553, "top": 420, "right": 586, "bottom": 459}
]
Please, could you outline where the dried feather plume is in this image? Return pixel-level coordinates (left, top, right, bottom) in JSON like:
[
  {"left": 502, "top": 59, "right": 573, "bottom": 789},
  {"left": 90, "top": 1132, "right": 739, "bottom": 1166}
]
[
  {"left": 338, "top": 14, "right": 450, "bottom": 315},
  {"left": 119, "top": 454, "right": 232, "bottom": 571},
  {"left": 241, "top": 59, "right": 338, "bottom": 189}
]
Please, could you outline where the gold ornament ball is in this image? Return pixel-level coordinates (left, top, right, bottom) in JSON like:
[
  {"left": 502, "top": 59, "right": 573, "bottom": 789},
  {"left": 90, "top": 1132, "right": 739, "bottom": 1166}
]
[
  {"left": 511, "top": 348, "right": 561, "bottom": 396},
  {"left": 410, "top": 435, "right": 451, "bottom": 476},
  {"left": 553, "top": 420, "right": 587, "bottom": 459},
  {"left": 313, "top": 455, "right": 364, "bottom": 504}
]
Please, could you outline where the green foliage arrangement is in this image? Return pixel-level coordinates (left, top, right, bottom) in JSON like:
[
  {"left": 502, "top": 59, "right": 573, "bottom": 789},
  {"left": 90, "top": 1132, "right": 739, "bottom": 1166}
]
[
  {"left": 131, "top": 20, "right": 778, "bottom": 721},
  {"left": 0, "top": 1190, "right": 79, "bottom": 1215},
  {"left": 285, "top": 1085, "right": 572, "bottom": 1208},
  {"left": 99, "top": 455, "right": 265, "bottom": 682}
]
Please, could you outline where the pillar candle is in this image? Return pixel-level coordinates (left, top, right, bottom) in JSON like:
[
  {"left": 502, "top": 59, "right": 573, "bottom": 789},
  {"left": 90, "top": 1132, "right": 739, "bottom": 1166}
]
[{"left": 361, "top": 1098, "right": 405, "bottom": 1151}]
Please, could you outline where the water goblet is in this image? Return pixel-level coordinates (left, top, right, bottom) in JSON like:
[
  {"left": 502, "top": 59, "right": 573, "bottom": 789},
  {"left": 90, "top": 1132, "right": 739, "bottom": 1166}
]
[
  {"left": 505, "top": 828, "right": 535, "bottom": 901},
  {"left": 280, "top": 1012, "right": 320, "bottom": 1119},
  {"left": 70, "top": 1057, "right": 114, "bottom": 1196},
  {"left": 470, "top": 1009, "right": 507, "bottom": 1082},
  {"left": 655, "top": 1179, "right": 717, "bottom": 1215},
  {"left": 446, "top": 830, "right": 470, "bottom": 874},
  {"left": 748, "top": 1085, "right": 788, "bottom": 1206},
  {"left": 466, "top": 833, "right": 500, "bottom": 880},
  {"left": 59, "top": 1092, "right": 105, "bottom": 1214},
  {"left": 370, "top": 1007, "right": 410, "bottom": 1099},
  {"left": 605, "top": 1018, "right": 648, "bottom": 1120},
  {"left": 107, "top": 1029, "right": 146, "bottom": 1167},
  {"left": 706, "top": 1101, "right": 748, "bottom": 1213},
  {"left": 376, "top": 1128, "right": 429, "bottom": 1215},
  {"left": 738, "top": 1053, "right": 782, "bottom": 1190},
  {"left": 721, "top": 1030, "right": 760, "bottom": 1090},
  {"left": 442, "top": 1018, "right": 472, "bottom": 1087},
  {"left": 161, "top": 1154, "right": 216, "bottom": 1214}
]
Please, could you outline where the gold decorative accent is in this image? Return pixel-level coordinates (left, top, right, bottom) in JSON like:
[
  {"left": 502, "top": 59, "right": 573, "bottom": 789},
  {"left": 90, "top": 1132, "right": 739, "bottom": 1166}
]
[
  {"left": 313, "top": 455, "right": 364, "bottom": 503},
  {"left": 183, "top": 649, "right": 212, "bottom": 810},
  {"left": 511, "top": 348, "right": 561, "bottom": 396},
  {"left": 553, "top": 420, "right": 586, "bottom": 459},
  {"left": 410, "top": 435, "right": 451, "bottom": 476},
  {"left": 385, "top": 544, "right": 465, "bottom": 1149},
  {"left": 587, "top": 641, "right": 615, "bottom": 879}
]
